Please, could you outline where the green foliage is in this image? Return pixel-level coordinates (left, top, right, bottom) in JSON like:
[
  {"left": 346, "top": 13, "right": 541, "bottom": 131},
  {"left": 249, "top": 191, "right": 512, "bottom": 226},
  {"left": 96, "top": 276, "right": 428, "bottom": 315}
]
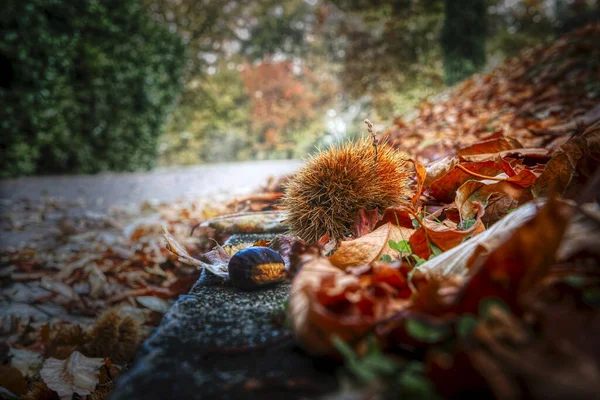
[
  {"left": 0, "top": 0, "right": 185, "bottom": 177},
  {"left": 412, "top": 255, "right": 427, "bottom": 266},
  {"left": 331, "top": 0, "right": 446, "bottom": 116},
  {"left": 333, "top": 335, "right": 398, "bottom": 383},
  {"left": 388, "top": 239, "right": 431, "bottom": 266},
  {"left": 159, "top": 64, "right": 251, "bottom": 165},
  {"left": 394, "top": 362, "right": 442, "bottom": 400},
  {"left": 441, "top": 0, "right": 487, "bottom": 85},
  {"left": 405, "top": 319, "right": 451, "bottom": 344},
  {"left": 243, "top": 2, "right": 313, "bottom": 59},
  {"left": 478, "top": 297, "right": 510, "bottom": 320},
  {"left": 429, "top": 244, "right": 442, "bottom": 258},
  {"left": 380, "top": 254, "right": 393, "bottom": 263},
  {"left": 333, "top": 335, "right": 441, "bottom": 399},
  {"left": 456, "top": 314, "right": 479, "bottom": 338},
  {"left": 388, "top": 239, "right": 411, "bottom": 254}
]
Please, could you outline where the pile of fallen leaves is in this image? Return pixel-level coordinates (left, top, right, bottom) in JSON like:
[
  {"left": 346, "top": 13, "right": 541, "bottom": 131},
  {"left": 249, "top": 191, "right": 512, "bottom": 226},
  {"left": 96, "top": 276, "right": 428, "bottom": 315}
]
[
  {"left": 284, "top": 25, "right": 600, "bottom": 400},
  {"left": 388, "top": 24, "right": 600, "bottom": 164},
  {"left": 2, "top": 24, "right": 599, "bottom": 400},
  {"left": 0, "top": 184, "right": 284, "bottom": 399},
  {"left": 287, "top": 114, "right": 599, "bottom": 397}
]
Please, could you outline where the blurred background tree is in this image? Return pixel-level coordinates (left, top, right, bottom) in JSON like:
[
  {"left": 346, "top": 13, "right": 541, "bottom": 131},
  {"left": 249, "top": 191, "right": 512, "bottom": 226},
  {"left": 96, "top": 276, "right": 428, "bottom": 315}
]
[
  {"left": 441, "top": 0, "right": 487, "bottom": 85},
  {"left": 2, "top": 0, "right": 598, "bottom": 175},
  {"left": 0, "top": 0, "right": 185, "bottom": 177}
]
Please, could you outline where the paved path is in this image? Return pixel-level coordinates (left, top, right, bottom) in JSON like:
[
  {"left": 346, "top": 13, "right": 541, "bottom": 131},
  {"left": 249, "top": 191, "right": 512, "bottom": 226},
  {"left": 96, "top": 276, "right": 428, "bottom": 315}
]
[
  {"left": 0, "top": 160, "right": 302, "bottom": 248},
  {"left": 0, "top": 160, "right": 302, "bottom": 211}
]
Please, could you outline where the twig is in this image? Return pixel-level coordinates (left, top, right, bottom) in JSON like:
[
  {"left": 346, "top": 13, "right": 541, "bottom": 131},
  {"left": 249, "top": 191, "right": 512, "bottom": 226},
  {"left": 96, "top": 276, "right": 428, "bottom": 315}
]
[{"left": 364, "top": 119, "right": 379, "bottom": 170}]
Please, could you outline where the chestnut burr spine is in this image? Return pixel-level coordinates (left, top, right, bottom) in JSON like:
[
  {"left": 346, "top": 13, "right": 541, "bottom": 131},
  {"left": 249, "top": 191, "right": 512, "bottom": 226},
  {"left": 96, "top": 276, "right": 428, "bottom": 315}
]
[{"left": 281, "top": 138, "right": 412, "bottom": 242}]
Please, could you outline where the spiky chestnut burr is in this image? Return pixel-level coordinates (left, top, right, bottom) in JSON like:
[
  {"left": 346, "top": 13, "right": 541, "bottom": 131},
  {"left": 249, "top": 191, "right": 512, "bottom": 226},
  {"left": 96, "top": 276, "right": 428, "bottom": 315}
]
[{"left": 281, "top": 138, "right": 412, "bottom": 242}]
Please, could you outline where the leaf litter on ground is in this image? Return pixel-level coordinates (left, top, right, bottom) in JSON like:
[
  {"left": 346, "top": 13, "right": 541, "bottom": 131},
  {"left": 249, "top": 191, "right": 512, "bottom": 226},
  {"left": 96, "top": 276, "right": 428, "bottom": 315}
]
[
  {"left": 285, "top": 24, "right": 600, "bottom": 399},
  {"left": 2, "top": 24, "right": 600, "bottom": 400},
  {"left": 0, "top": 182, "right": 285, "bottom": 399}
]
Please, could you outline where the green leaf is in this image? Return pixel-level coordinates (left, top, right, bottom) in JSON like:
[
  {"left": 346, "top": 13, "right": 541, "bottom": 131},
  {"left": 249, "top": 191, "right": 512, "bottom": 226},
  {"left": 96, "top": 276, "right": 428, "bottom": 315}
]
[
  {"left": 332, "top": 335, "right": 400, "bottom": 383},
  {"left": 389, "top": 239, "right": 411, "bottom": 253},
  {"left": 461, "top": 234, "right": 473, "bottom": 243},
  {"left": 396, "top": 362, "right": 442, "bottom": 400},
  {"left": 332, "top": 335, "right": 356, "bottom": 361},
  {"left": 456, "top": 314, "right": 478, "bottom": 338},
  {"left": 457, "top": 217, "right": 477, "bottom": 231},
  {"left": 583, "top": 289, "right": 600, "bottom": 308},
  {"left": 478, "top": 297, "right": 510, "bottom": 320},
  {"left": 564, "top": 274, "right": 585, "bottom": 288},
  {"left": 429, "top": 244, "right": 442, "bottom": 258},
  {"left": 380, "top": 254, "right": 393, "bottom": 263},
  {"left": 412, "top": 255, "right": 427, "bottom": 266},
  {"left": 405, "top": 319, "right": 450, "bottom": 343}
]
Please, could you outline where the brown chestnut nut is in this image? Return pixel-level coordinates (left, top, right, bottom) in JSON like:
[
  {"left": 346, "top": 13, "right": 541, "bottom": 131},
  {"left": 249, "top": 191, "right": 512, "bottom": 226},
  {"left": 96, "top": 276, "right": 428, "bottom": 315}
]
[{"left": 228, "top": 247, "right": 286, "bottom": 290}]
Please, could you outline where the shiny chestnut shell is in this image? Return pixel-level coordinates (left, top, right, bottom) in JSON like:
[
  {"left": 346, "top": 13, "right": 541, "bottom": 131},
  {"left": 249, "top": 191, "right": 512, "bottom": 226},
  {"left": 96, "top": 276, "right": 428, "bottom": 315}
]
[{"left": 228, "top": 247, "right": 286, "bottom": 290}]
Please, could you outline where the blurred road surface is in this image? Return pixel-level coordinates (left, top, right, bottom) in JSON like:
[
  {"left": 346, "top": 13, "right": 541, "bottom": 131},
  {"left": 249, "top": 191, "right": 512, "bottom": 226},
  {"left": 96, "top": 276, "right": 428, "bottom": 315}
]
[
  {"left": 0, "top": 160, "right": 302, "bottom": 248},
  {"left": 0, "top": 160, "right": 301, "bottom": 210}
]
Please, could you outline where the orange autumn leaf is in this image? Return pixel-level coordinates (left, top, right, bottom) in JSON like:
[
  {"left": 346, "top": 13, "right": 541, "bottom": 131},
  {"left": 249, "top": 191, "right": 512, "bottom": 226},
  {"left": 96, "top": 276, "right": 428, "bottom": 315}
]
[
  {"left": 455, "top": 179, "right": 526, "bottom": 220},
  {"left": 457, "top": 136, "right": 523, "bottom": 156},
  {"left": 460, "top": 148, "right": 551, "bottom": 163},
  {"left": 354, "top": 208, "right": 380, "bottom": 238},
  {"left": 375, "top": 207, "right": 414, "bottom": 230},
  {"left": 454, "top": 197, "right": 573, "bottom": 314},
  {"left": 288, "top": 243, "right": 373, "bottom": 355},
  {"left": 329, "top": 223, "right": 415, "bottom": 269},
  {"left": 429, "top": 160, "right": 514, "bottom": 203},
  {"left": 289, "top": 242, "right": 422, "bottom": 355},
  {"left": 409, "top": 158, "right": 427, "bottom": 207},
  {"left": 424, "top": 157, "right": 460, "bottom": 187},
  {"left": 533, "top": 121, "right": 600, "bottom": 199},
  {"left": 409, "top": 204, "right": 486, "bottom": 259}
]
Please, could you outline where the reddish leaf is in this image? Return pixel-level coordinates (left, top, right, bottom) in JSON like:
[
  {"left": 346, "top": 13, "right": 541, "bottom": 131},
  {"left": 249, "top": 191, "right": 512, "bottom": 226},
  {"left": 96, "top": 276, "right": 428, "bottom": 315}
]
[
  {"left": 460, "top": 148, "right": 551, "bottom": 163},
  {"left": 374, "top": 207, "right": 414, "bottom": 229},
  {"left": 455, "top": 180, "right": 526, "bottom": 221},
  {"left": 409, "top": 158, "right": 427, "bottom": 207},
  {"left": 409, "top": 205, "right": 486, "bottom": 259},
  {"left": 354, "top": 208, "right": 380, "bottom": 237},
  {"left": 430, "top": 160, "right": 515, "bottom": 203},
  {"left": 533, "top": 121, "right": 600, "bottom": 198},
  {"left": 458, "top": 137, "right": 523, "bottom": 156},
  {"left": 454, "top": 198, "right": 572, "bottom": 314},
  {"left": 329, "top": 223, "right": 415, "bottom": 269},
  {"left": 409, "top": 228, "right": 432, "bottom": 259}
]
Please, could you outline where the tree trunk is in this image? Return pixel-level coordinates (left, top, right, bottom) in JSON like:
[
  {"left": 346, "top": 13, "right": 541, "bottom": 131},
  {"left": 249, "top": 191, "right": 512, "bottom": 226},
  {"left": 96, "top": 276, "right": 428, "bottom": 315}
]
[{"left": 441, "top": 0, "right": 487, "bottom": 85}]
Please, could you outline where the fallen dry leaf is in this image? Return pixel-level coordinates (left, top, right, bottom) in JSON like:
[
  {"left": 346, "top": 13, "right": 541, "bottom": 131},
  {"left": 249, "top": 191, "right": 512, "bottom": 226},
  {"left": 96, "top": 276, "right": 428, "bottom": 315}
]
[
  {"left": 329, "top": 223, "right": 415, "bottom": 269},
  {"left": 289, "top": 241, "right": 424, "bottom": 355},
  {"left": 533, "top": 121, "right": 600, "bottom": 199},
  {"left": 288, "top": 243, "right": 351, "bottom": 355},
  {"left": 409, "top": 158, "right": 427, "bottom": 207},
  {"left": 163, "top": 227, "right": 229, "bottom": 278},
  {"left": 354, "top": 209, "right": 380, "bottom": 238},
  {"left": 457, "top": 136, "right": 523, "bottom": 156},
  {"left": 409, "top": 203, "right": 486, "bottom": 259},
  {"left": 40, "top": 351, "right": 105, "bottom": 400},
  {"left": 454, "top": 197, "right": 572, "bottom": 314},
  {"left": 198, "top": 210, "right": 287, "bottom": 234},
  {"left": 0, "top": 365, "right": 28, "bottom": 397},
  {"left": 418, "top": 200, "right": 547, "bottom": 278},
  {"left": 429, "top": 160, "right": 514, "bottom": 203},
  {"left": 455, "top": 179, "right": 525, "bottom": 220},
  {"left": 424, "top": 157, "right": 459, "bottom": 187}
]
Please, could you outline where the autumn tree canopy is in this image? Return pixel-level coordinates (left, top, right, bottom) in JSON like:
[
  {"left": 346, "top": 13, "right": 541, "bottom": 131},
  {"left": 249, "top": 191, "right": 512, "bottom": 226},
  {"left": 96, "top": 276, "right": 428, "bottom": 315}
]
[{"left": 149, "top": 0, "right": 599, "bottom": 166}]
